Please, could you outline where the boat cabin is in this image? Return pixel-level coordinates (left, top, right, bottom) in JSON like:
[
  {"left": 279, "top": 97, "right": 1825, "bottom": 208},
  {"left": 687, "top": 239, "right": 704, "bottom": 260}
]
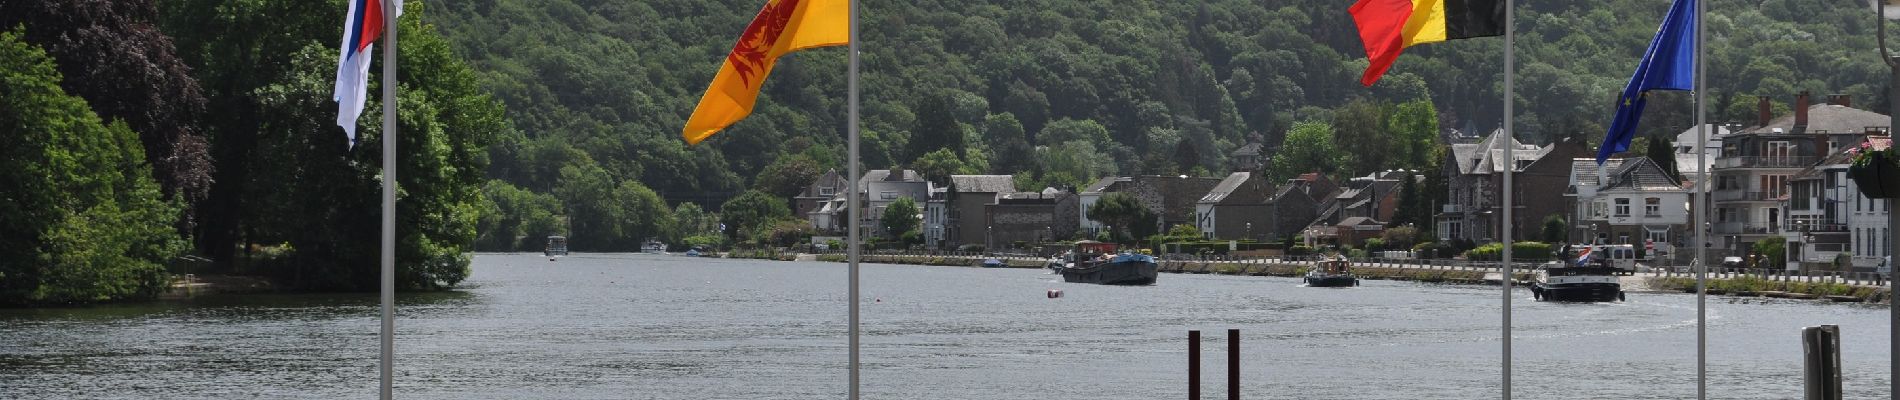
[
  {"left": 1316, "top": 258, "right": 1351, "bottom": 275},
  {"left": 545, "top": 236, "right": 569, "bottom": 257}
]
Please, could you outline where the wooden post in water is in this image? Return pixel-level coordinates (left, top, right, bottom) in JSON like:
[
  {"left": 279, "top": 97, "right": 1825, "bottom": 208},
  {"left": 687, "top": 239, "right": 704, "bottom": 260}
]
[
  {"left": 1189, "top": 330, "right": 1201, "bottom": 400},
  {"left": 1228, "top": 329, "right": 1240, "bottom": 400}
]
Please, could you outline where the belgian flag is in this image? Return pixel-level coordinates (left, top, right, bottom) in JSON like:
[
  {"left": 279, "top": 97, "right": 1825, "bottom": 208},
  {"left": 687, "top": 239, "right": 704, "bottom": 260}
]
[{"left": 1350, "top": 0, "right": 1505, "bottom": 86}]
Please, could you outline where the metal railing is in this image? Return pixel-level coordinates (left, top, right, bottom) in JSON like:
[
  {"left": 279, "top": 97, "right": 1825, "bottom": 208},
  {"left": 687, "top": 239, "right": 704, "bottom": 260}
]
[
  {"left": 1712, "top": 190, "right": 1783, "bottom": 202},
  {"left": 1714, "top": 156, "right": 1820, "bottom": 169},
  {"left": 1712, "top": 222, "right": 1778, "bottom": 234}
]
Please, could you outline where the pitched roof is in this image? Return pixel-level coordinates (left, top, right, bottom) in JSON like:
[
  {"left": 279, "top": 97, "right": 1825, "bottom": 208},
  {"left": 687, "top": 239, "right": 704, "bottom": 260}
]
[
  {"left": 1570, "top": 158, "right": 1627, "bottom": 189},
  {"left": 1601, "top": 157, "right": 1684, "bottom": 192},
  {"left": 1338, "top": 216, "right": 1384, "bottom": 227},
  {"left": 1198, "top": 172, "right": 1252, "bottom": 204},
  {"left": 1082, "top": 176, "right": 1129, "bottom": 194},
  {"left": 949, "top": 175, "right": 1016, "bottom": 193},
  {"left": 1232, "top": 142, "right": 1264, "bottom": 157},
  {"left": 1747, "top": 104, "right": 1891, "bottom": 135},
  {"left": 858, "top": 169, "right": 922, "bottom": 191}
]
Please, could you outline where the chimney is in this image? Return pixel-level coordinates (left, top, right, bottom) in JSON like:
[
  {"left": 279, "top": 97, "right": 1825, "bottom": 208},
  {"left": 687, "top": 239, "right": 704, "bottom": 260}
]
[
  {"left": 1830, "top": 94, "right": 1852, "bottom": 108},
  {"left": 1757, "top": 96, "right": 1772, "bottom": 127},
  {"left": 1794, "top": 91, "right": 1810, "bottom": 132}
]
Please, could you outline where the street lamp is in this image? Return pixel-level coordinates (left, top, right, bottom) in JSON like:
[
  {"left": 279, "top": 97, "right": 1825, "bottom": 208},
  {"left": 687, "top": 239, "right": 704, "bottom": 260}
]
[{"left": 1246, "top": 222, "right": 1253, "bottom": 242}]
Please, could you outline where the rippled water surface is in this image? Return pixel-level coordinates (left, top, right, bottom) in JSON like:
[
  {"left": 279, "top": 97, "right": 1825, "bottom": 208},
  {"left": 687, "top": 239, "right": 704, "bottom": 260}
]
[{"left": 1, "top": 253, "right": 1893, "bottom": 399}]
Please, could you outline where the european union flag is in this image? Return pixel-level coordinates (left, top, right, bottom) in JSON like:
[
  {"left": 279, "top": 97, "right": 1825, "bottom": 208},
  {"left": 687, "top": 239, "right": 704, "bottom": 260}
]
[{"left": 1598, "top": 0, "right": 1697, "bottom": 164}]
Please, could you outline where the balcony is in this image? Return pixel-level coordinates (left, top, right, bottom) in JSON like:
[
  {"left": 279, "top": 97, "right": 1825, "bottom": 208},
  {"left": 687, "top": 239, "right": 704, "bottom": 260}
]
[
  {"left": 1441, "top": 204, "right": 1465, "bottom": 214},
  {"left": 1711, "top": 190, "right": 1782, "bottom": 202},
  {"left": 1712, "top": 222, "right": 1778, "bottom": 235},
  {"left": 1785, "top": 220, "right": 1847, "bottom": 233},
  {"left": 1714, "top": 156, "right": 1819, "bottom": 169}
]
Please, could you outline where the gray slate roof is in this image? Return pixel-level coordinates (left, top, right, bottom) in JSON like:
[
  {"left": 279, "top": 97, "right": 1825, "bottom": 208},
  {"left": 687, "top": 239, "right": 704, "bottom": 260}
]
[
  {"left": 1198, "top": 172, "right": 1252, "bottom": 204},
  {"left": 949, "top": 175, "right": 1017, "bottom": 193},
  {"left": 1748, "top": 104, "right": 1890, "bottom": 135},
  {"left": 1082, "top": 176, "right": 1130, "bottom": 194},
  {"left": 1600, "top": 157, "right": 1683, "bottom": 192}
]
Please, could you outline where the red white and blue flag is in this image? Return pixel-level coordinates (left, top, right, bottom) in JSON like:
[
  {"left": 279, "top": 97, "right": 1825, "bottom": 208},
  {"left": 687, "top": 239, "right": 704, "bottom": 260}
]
[
  {"left": 1575, "top": 246, "right": 1594, "bottom": 267},
  {"left": 334, "top": 0, "right": 401, "bottom": 146}
]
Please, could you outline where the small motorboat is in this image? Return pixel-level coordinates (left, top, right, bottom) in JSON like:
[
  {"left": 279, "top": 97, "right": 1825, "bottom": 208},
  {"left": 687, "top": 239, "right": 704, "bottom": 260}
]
[
  {"left": 981, "top": 258, "right": 1008, "bottom": 268},
  {"left": 1532, "top": 258, "right": 1625, "bottom": 302},
  {"left": 1304, "top": 257, "right": 1358, "bottom": 287},
  {"left": 684, "top": 249, "right": 701, "bottom": 257},
  {"left": 544, "top": 236, "right": 569, "bottom": 260}
]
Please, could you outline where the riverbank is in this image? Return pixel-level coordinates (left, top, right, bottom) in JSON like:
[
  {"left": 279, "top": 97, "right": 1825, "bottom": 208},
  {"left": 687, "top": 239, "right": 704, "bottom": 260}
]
[
  {"left": 766, "top": 252, "right": 1893, "bottom": 303},
  {"left": 157, "top": 274, "right": 276, "bottom": 300},
  {"left": 1648, "top": 276, "right": 1892, "bottom": 303}
]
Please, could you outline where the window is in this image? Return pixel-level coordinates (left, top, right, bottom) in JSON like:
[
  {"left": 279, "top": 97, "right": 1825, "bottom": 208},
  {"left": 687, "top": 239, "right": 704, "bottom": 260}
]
[
  {"left": 880, "top": 191, "right": 897, "bottom": 200},
  {"left": 1644, "top": 198, "right": 1661, "bottom": 217},
  {"left": 1613, "top": 198, "right": 1630, "bottom": 217},
  {"left": 1618, "top": 233, "right": 1631, "bottom": 244},
  {"left": 820, "top": 187, "right": 834, "bottom": 196},
  {"left": 1645, "top": 229, "right": 1668, "bottom": 244},
  {"left": 1761, "top": 175, "right": 1788, "bottom": 198},
  {"left": 1767, "top": 141, "right": 1792, "bottom": 159}
]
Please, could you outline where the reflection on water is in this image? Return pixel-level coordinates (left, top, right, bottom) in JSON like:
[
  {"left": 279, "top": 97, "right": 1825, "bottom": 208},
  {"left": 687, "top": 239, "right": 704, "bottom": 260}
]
[{"left": 0, "top": 253, "right": 1891, "bottom": 399}]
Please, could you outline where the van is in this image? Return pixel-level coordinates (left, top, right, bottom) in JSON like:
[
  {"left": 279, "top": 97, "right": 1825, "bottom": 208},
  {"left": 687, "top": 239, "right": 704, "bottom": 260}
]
[{"left": 1577, "top": 244, "right": 1638, "bottom": 275}]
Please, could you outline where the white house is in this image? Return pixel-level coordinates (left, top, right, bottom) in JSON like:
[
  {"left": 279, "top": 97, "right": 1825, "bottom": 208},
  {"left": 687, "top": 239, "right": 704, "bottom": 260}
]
[{"left": 1567, "top": 157, "right": 1689, "bottom": 254}]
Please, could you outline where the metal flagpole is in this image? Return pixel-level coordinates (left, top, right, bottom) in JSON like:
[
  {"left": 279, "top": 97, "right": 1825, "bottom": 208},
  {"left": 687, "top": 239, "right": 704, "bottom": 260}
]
[
  {"left": 379, "top": 0, "right": 398, "bottom": 398},
  {"left": 1501, "top": 0, "right": 1515, "bottom": 398},
  {"left": 846, "top": 0, "right": 862, "bottom": 397},
  {"left": 1693, "top": 0, "right": 1707, "bottom": 397}
]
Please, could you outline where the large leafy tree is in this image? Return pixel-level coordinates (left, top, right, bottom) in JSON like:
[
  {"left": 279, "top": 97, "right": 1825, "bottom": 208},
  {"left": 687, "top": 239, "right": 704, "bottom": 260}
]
[
  {"left": 0, "top": 30, "right": 185, "bottom": 304},
  {"left": 1087, "top": 192, "right": 1157, "bottom": 242},
  {"left": 720, "top": 190, "right": 790, "bottom": 242},
  {"left": 165, "top": 1, "right": 500, "bottom": 290},
  {"left": 0, "top": 0, "right": 214, "bottom": 207},
  {"left": 880, "top": 197, "right": 921, "bottom": 239},
  {"left": 1270, "top": 120, "right": 1345, "bottom": 180}
]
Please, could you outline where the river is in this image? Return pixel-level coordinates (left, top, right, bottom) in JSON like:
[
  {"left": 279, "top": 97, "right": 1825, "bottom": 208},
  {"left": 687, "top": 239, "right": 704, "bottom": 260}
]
[{"left": 1, "top": 253, "right": 1892, "bottom": 399}]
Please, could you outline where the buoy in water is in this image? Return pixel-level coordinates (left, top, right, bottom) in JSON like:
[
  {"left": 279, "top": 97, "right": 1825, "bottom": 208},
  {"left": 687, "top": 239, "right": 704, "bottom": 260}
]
[{"left": 1047, "top": 289, "right": 1063, "bottom": 298}]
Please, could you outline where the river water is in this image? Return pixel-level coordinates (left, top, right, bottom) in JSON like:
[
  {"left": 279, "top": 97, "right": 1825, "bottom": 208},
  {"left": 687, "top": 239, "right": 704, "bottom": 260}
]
[{"left": 0, "top": 253, "right": 1892, "bottom": 399}]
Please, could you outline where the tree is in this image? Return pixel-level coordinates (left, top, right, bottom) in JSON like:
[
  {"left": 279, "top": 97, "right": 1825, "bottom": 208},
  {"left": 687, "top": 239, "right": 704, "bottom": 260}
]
[
  {"left": 908, "top": 93, "right": 965, "bottom": 161},
  {"left": 1088, "top": 192, "right": 1156, "bottom": 242},
  {"left": 2, "top": 0, "right": 214, "bottom": 206},
  {"left": 912, "top": 148, "right": 967, "bottom": 186},
  {"left": 1386, "top": 100, "right": 1439, "bottom": 170},
  {"left": 721, "top": 190, "right": 791, "bottom": 242},
  {"left": 1542, "top": 214, "right": 1568, "bottom": 244},
  {"left": 475, "top": 180, "right": 566, "bottom": 252},
  {"left": 1645, "top": 137, "right": 1683, "bottom": 182},
  {"left": 1332, "top": 98, "right": 1391, "bottom": 176},
  {"left": 753, "top": 154, "right": 825, "bottom": 200},
  {"left": 880, "top": 197, "right": 921, "bottom": 239},
  {"left": 1270, "top": 120, "right": 1344, "bottom": 180},
  {"left": 0, "top": 30, "right": 185, "bottom": 304},
  {"left": 1752, "top": 236, "right": 1787, "bottom": 270}
]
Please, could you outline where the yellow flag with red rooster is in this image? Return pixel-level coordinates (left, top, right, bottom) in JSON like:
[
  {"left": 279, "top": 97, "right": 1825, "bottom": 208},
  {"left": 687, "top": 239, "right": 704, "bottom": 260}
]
[{"left": 682, "top": 0, "right": 849, "bottom": 145}]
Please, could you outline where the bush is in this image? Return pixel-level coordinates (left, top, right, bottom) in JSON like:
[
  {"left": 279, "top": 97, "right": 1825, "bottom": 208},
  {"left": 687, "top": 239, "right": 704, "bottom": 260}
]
[
  {"left": 1288, "top": 245, "right": 1315, "bottom": 256},
  {"left": 1464, "top": 241, "right": 1553, "bottom": 262},
  {"left": 1364, "top": 238, "right": 1386, "bottom": 253}
]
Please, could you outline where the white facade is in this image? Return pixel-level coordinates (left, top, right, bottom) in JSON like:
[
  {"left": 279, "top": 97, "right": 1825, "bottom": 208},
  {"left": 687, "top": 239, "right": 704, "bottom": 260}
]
[{"left": 1846, "top": 171, "right": 1893, "bottom": 269}]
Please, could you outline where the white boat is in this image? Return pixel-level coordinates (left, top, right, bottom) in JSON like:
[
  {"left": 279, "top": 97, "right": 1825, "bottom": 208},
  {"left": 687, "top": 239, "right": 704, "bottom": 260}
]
[
  {"left": 544, "top": 236, "right": 569, "bottom": 259},
  {"left": 642, "top": 240, "right": 667, "bottom": 254}
]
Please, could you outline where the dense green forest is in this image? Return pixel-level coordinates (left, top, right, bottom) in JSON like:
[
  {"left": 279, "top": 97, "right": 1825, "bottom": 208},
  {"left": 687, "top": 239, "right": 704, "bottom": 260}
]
[
  {"left": 430, "top": 0, "right": 1897, "bottom": 251},
  {"left": 1, "top": 0, "right": 1894, "bottom": 303}
]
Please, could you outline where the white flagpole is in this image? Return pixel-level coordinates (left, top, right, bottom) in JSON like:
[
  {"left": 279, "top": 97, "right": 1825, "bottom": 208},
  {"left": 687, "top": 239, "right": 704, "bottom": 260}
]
[
  {"left": 1501, "top": 0, "right": 1516, "bottom": 398},
  {"left": 379, "top": 0, "right": 398, "bottom": 398},
  {"left": 846, "top": 0, "right": 862, "bottom": 397},
  {"left": 1693, "top": 0, "right": 1707, "bottom": 397}
]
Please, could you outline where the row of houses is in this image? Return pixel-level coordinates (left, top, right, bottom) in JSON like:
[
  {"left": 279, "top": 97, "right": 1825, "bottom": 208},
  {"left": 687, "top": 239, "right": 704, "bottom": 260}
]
[
  {"left": 1438, "top": 92, "right": 1892, "bottom": 272},
  {"left": 791, "top": 165, "right": 1422, "bottom": 251},
  {"left": 788, "top": 92, "right": 1894, "bottom": 272}
]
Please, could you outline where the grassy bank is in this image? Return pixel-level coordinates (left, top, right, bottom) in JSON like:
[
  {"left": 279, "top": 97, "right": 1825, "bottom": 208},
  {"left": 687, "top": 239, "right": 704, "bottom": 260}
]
[{"left": 1649, "top": 276, "right": 1891, "bottom": 303}]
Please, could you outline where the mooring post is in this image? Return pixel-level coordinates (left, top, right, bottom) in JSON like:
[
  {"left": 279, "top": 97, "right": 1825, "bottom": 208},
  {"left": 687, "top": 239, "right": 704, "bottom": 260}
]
[
  {"left": 1803, "top": 325, "right": 1842, "bottom": 400},
  {"left": 1189, "top": 330, "right": 1201, "bottom": 400},
  {"left": 1228, "top": 328, "right": 1239, "bottom": 400}
]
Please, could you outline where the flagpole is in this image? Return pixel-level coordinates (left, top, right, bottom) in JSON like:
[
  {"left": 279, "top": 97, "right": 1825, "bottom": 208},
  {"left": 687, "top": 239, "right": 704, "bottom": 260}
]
[
  {"left": 1500, "top": 0, "right": 1515, "bottom": 398},
  {"left": 378, "top": 0, "right": 398, "bottom": 398},
  {"left": 1693, "top": 0, "right": 1707, "bottom": 398},
  {"left": 846, "top": 0, "right": 862, "bottom": 397}
]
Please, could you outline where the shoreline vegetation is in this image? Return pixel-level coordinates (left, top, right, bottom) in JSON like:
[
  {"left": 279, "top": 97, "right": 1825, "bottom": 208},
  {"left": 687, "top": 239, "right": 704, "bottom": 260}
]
[{"left": 723, "top": 250, "right": 1892, "bottom": 304}]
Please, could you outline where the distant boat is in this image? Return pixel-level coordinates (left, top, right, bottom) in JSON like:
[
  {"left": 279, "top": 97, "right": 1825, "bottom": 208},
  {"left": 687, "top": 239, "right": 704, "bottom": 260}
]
[
  {"left": 684, "top": 249, "right": 701, "bottom": 257},
  {"left": 1532, "top": 260, "right": 1625, "bottom": 302},
  {"left": 641, "top": 240, "right": 666, "bottom": 254},
  {"left": 981, "top": 258, "right": 1007, "bottom": 268},
  {"left": 544, "top": 236, "right": 569, "bottom": 258},
  {"left": 1304, "top": 257, "right": 1358, "bottom": 287},
  {"left": 1057, "top": 241, "right": 1157, "bottom": 285}
]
